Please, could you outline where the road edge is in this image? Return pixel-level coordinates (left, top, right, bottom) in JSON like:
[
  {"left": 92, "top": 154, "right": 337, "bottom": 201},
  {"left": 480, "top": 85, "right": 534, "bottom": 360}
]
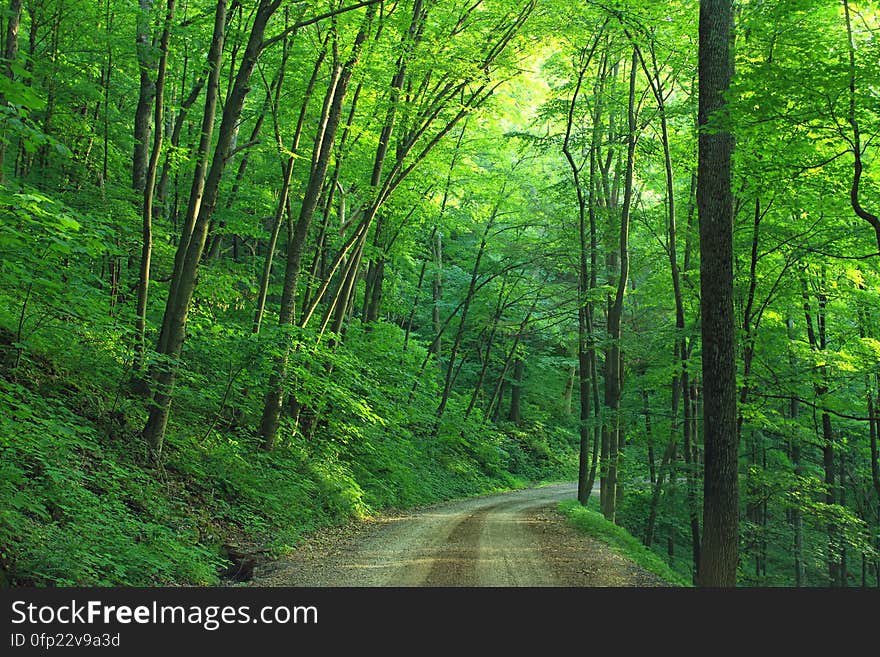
[{"left": 557, "top": 500, "right": 691, "bottom": 587}]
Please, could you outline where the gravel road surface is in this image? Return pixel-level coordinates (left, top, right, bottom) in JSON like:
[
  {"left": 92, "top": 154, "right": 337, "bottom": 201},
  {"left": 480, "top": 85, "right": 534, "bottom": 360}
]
[{"left": 252, "top": 483, "right": 668, "bottom": 587}]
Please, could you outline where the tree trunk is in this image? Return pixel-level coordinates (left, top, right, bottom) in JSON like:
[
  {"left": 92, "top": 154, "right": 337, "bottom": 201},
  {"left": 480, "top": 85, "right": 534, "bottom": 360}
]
[
  {"left": 682, "top": 362, "right": 701, "bottom": 581},
  {"left": 645, "top": 437, "right": 675, "bottom": 548},
  {"left": 366, "top": 257, "right": 385, "bottom": 323},
  {"left": 563, "top": 364, "right": 575, "bottom": 417},
  {"left": 561, "top": 41, "right": 599, "bottom": 507},
  {"left": 432, "top": 228, "right": 443, "bottom": 358},
  {"left": 143, "top": 0, "right": 228, "bottom": 458},
  {"left": 576, "top": 341, "right": 593, "bottom": 505},
  {"left": 301, "top": 80, "right": 361, "bottom": 318},
  {"left": 252, "top": 43, "right": 325, "bottom": 334},
  {"left": 403, "top": 229, "right": 434, "bottom": 352},
  {"left": 331, "top": 0, "right": 427, "bottom": 338},
  {"left": 696, "top": 0, "right": 738, "bottom": 587},
  {"left": 857, "top": 293, "right": 880, "bottom": 578},
  {"left": 0, "top": 0, "right": 23, "bottom": 182},
  {"left": 258, "top": 4, "right": 375, "bottom": 448},
  {"left": 508, "top": 358, "right": 524, "bottom": 425},
  {"left": 465, "top": 278, "right": 508, "bottom": 420},
  {"left": 842, "top": 0, "right": 880, "bottom": 252},
  {"left": 801, "top": 274, "right": 840, "bottom": 586},
  {"left": 155, "top": 75, "right": 205, "bottom": 223},
  {"left": 144, "top": 0, "right": 281, "bottom": 458},
  {"left": 133, "top": 0, "right": 156, "bottom": 194},
  {"left": 134, "top": 0, "right": 174, "bottom": 369},
  {"left": 207, "top": 26, "right": 294, "bottom": 261},
  {"left": 787, "top": 366, "right": 806, "bottom": 586},
  {"left": 600, "top": 49, "right": 637, "bottom": 522},
  {"left": 436, "top": 196, "right": 501, "bottom": 422},
  {"left": 839, "top": 452, "right": 847, "bottom": 586}
]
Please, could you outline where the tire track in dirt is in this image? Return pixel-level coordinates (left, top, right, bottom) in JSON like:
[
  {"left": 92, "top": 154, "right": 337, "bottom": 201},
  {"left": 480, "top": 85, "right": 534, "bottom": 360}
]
[
  {"left": 251, "top": 483, "right": 668, "bottom": 587},
  {"left": 422, "top": 507, "right": 491, "bottom": 586}
]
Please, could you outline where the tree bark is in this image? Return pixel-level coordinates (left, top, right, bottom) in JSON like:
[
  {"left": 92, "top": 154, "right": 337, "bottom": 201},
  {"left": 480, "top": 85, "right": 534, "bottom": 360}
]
[
  {"left": 143, "top": 0, "right": 228, "bottom": 458},
  {"left": 696, "top": 0, "right": 738, "bottom": 587}
]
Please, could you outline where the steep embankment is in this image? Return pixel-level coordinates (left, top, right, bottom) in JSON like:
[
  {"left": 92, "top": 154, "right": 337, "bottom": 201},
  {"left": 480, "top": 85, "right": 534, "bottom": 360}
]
[{"left": 0, "top": 334, "right": 577, "bottom": 586}]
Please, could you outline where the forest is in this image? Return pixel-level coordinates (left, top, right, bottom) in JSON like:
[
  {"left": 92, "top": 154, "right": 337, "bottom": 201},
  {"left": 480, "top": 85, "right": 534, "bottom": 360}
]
[{"left": 0, "top": 0, "right": 878, "bottom": 588}]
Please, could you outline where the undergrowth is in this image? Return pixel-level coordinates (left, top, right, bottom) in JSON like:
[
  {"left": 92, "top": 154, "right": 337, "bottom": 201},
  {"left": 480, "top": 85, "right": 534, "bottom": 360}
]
[
  {"left": 558, "top": 500, "right": 690, "bottom": 587},
  {"left": 0, "top": 320, "right": 577, "bottom": 586}
]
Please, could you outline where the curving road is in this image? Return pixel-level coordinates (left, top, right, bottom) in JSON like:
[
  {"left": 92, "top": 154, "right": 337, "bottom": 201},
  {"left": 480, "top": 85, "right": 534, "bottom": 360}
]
[{"left": 253, "top": 482, "right": 666, "bottom": 587}]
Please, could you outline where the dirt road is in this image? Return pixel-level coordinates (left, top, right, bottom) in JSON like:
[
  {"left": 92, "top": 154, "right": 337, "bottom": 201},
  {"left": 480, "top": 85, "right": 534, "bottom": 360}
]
[{"left": 253, "top": 483, "right": 668, "bottom": 587}]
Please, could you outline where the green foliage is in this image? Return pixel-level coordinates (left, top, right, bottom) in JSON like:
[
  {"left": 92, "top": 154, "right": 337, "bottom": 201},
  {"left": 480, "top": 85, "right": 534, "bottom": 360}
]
[
  {"left": 0, "top": 290, "right": 573, "bottom": 584},
  {"left": 2, "top": 0, "right": 879, "bottom": 589},
  {"left": 0, "top": 377, "right": 220, "bottom": 585}
]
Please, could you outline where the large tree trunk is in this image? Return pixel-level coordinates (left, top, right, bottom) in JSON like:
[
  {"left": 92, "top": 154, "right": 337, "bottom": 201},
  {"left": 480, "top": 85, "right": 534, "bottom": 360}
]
[
  {"left": 696, "top": 0, "right": 738, "bottom": 587},
  {"left": 143, "top": 0, "right": 227, "bottom": 459}
]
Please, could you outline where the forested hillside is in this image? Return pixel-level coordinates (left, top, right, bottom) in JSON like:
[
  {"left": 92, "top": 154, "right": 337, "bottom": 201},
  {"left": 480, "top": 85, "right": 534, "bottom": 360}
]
[{"left": 0, "top": 0, "right": 878, "bottom": 587}]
